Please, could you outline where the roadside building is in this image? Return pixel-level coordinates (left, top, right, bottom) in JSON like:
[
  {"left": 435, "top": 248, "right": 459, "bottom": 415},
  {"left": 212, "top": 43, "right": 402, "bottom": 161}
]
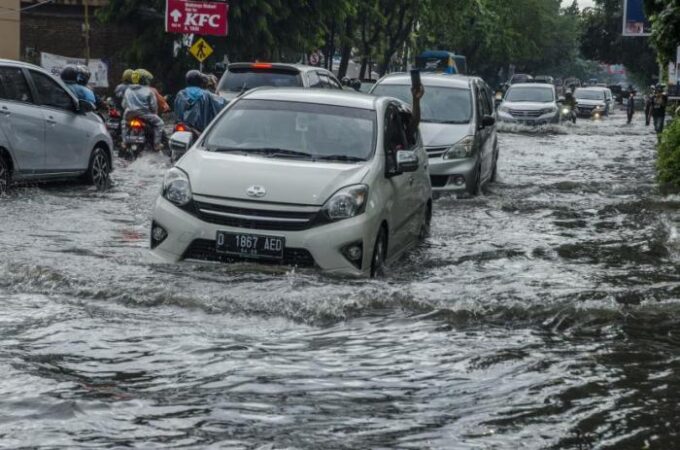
[{"left": 0, "top": 0, "right": 21, "bottom": 59}]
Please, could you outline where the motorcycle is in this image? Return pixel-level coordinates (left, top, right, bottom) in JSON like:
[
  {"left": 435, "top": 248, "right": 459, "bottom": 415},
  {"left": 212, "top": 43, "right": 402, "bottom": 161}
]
[
  {"left": 560, "top": 105, "right": 577, "bottom": 124},
  {"left": 104, "top": 98, "right": 122, "bottom": 148},
  {"left": 121, "top": 117, "right": 155, "bottom": 159}
]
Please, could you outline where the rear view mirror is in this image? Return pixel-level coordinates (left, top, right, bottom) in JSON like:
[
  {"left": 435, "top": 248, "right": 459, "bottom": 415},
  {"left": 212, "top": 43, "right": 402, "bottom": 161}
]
[
  {"left": 169, "top": 131, "right": 194, "bottom": 153},
  {"left": 78, "top": 99, "right": 95, "bottom": 113},
  {"left": 481, "top": 115, "right": 496, "bottom": 128},
  {"left": 396, "top": 150, "right": 419, "bottom": 173}
]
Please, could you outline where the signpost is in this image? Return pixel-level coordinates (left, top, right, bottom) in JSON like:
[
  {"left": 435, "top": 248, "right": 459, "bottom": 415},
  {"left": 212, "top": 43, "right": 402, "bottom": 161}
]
[
  {"left": 189, "top": 37, "right": 213, "bottom": 70},
  {"left": 165, "top": 0, "right": 229, "bottom": 36},
  {"left": 622, "top": 0, "right": 651, "bottom": 37}
]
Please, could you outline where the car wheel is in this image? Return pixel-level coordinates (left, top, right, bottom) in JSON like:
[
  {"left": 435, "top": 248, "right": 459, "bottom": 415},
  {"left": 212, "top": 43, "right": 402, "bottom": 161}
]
[
  {"left": 490, "top": 152, "right": 499, "bottom": 183},
  {"left": 419, "top": 203, "right": 432, "bottom": 241},
  {"left": 87, "top": 146, "right": 110, "bottom": 191},
  {"left": 370, "top": 227, "right": 387, "bottom": 278},
  {"left": 466, "top": 163, "right": 482, "bottom": 196},
  {"left": 0, "top": 154, "right": 10, "bottom": 195}
]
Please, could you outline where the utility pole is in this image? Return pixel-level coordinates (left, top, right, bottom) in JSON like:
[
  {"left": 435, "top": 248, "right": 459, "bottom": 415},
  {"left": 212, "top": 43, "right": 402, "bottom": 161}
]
[{"left": 83, "top": 0, "right": 90, "bottom": 64}]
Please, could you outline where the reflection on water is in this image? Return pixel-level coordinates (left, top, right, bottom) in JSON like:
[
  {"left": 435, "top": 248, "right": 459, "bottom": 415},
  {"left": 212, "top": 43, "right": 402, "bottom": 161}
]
[{"left": 2, "top": 113, "right": 680, "bottom": 448}]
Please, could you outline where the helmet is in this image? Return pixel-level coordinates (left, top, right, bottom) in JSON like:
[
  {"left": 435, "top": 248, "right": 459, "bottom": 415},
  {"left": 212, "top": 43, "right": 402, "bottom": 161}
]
[
  {"left": 75, "top": 65, "right": 91, "bottom": 86},
  {"left": 136, "top": 69, "right": 153, "bottom": 86},
  {"left": 341, "top": 77, "right": 350, "bottom": 86},
  {"left": 122, "top": 69, "right": 134, "bottom": 84},
  {"left": 60, "top": 64, "right": 79, "bottom": 84},
  {"left": 186, "top": 69, "right": 206, "bottom": 87},
  {"left": 655, "top": 84, "right": 664, "bottom": 93}
]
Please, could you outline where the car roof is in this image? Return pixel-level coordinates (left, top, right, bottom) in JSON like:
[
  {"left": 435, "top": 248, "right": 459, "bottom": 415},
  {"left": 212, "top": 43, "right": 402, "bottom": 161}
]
[
  {"left": 509, "top": 83, "right": 554, "bottom": 89},
  {"left": 0, "top": 58, "right": 44, "bottom": 71},
  {"left": 375, "top": 72, "right": 472, "bottom": 89},
  {"left": 576, "top": 86, "right": 608, "bottom": 91},
  {"left": 228, "top": 62, "right": 332, "bottom": 74},
  {"left": 240, "top": 87, "right": 382, "bottom": 110}
]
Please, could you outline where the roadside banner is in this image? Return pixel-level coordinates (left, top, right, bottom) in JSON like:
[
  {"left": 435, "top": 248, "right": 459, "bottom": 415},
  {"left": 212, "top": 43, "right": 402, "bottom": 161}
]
[
  {"left": 40, "top": 52, "right": 109, "bottom": 88},
  {"left": 166, "top": 0, "right": 229, "bottom": 36},
  {"left": 622, "top": 0, "right": 651, "bottom": 37}
]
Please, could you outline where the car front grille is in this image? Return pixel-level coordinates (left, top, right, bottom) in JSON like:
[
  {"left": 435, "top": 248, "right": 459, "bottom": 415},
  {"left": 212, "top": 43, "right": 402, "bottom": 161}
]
[
  {"left": 510, "top": 109, "right": 543, "bottom": 118},
  {"left": 183, "top": 239, "right": 316, "bottom": 268},
  {"left": 191, "top": 199, "right": 321, "bottom": 231},
  {"left": 430, "top": 175, "right": 449, "bottom": 188},
  {"left": 426, "top": 147, "right": 448, "bottom": 158}
]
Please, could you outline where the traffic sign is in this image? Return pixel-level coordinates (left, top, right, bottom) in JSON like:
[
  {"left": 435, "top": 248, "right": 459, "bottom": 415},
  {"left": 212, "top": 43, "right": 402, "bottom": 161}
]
[
  {"left": 189, "top": 38, "right": 213, "bottom": 63},
  {"left": 166, "top": 0, "right": 229, "bottom": 36}
]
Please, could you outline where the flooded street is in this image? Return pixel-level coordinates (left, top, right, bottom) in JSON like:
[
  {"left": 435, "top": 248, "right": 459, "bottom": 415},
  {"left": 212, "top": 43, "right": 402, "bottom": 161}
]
[{"left": 3, "top": 112, "right": 680, "bottom": 449}]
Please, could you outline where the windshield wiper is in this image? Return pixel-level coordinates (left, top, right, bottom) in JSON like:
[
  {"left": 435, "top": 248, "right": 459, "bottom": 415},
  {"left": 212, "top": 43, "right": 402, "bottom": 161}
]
[
  {"left": 248, "top": 148, "right": 314, "bottom": 159},
  {"left": 209, "top": 147, "right": 249, "bottom": 154},
  {"left": 314, "top": 154, "right": 366, "bottom": 162}
]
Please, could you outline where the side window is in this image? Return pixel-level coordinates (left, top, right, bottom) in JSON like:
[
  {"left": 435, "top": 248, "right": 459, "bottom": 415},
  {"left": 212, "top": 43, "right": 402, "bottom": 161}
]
[
  {"left": 384, "top": 105, "right": 407, "bottom": 175},
  {"left": 0, "top": 67, "right": 34, "bottom": 103},
  {"left": 318, "top": 73, "right": 331, "bottom": 88},
  {"left": 307, "top": 71, "right": 322, "bottom": 88},
  {"left": 326, "top": 74, "right": 343, "bottom": 90},
  {"left": 30, "top": 71, "right": 75, "bottom": 111}
]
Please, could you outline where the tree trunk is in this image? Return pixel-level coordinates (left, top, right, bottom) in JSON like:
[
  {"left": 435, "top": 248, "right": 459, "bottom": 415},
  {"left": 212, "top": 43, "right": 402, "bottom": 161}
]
[{"left": 337, "top": 18, "right": 354, "bottom": 79}]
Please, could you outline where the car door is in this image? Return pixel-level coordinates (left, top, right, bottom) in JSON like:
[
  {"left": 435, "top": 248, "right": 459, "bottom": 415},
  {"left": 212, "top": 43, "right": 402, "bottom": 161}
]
[
  {"left": 383, "top": 104, "right": 416, "bottom": 253},
  {"left": 28, "top": 69, "right": 90, "bottom": 171},
  {"left": 0, "top": 65, "right": 46, "bottom": 173}
]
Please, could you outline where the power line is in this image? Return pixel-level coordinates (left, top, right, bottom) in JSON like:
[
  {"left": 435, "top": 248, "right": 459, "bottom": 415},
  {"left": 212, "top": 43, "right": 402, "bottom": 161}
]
[{"left": 0, "top": 0, "right": 55, "bottom": 18}]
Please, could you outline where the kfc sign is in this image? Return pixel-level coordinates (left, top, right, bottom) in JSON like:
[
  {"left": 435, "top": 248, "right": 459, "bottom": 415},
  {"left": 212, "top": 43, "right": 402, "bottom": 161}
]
[{"left": 166, "top": 0, "right": 229, "bottom": 36}]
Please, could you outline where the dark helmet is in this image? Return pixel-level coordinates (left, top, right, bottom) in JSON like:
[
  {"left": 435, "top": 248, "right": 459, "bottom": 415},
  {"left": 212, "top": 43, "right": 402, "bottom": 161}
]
[
  {"left": 75, "top": 65, "right": 91, "bottom": 86},
  {"left": 565, "top": 91, "right": 573, "bottom": 99},
  {"left": 341, "top": 77, "right": 350, "bottom": 86},
  {"left": 60, "top": 64, "right": 79, "bottom": 84},
  {"left": 350, "top": 79, "right": 362, "bottom": 91},
  {"left": 655, "top": 84, "right": 664, "bottom": 93},
  {"left": 186, "top": 70, "right": 206, "bottom": 87}
]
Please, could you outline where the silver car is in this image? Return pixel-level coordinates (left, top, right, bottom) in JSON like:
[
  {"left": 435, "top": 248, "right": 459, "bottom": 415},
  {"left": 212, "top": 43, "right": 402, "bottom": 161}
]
[
  {"left": 152, "top": 88, "right": 432, "bottom": 277},
  {"left": 574, "top": 87, "right": 613, "bottom": 118},
  {"left": 370, "top": 73, "right": 499, "bottom": 195},
  {"left": 497, "top": 83, "right": 560, "bottom": 125},
  {"left": 0, "top": 59, "right": 113, "bottom": 193}
]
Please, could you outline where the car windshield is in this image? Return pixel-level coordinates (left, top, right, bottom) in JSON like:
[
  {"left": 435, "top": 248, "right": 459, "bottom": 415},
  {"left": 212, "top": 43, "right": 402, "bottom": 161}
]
[
  {"left": 574, "top": 89, "right": 605, "bottom": 100},
  {"left": 371, "top": 84, "right": 472, "bottom": 124},
  {"left": 505, "top": 86, "right": 554, "bottom": 103},
  {"left": 203, "top": 100, "right": 376, "bottom": 162},
  {"left": 218, "top": 68, "right": 303, "bottom": 93}
]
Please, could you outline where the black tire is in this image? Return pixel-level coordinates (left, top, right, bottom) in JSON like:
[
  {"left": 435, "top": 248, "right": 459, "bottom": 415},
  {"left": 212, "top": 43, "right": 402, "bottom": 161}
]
[
  {"left": 87, "top": 147, "right": 110, "bottom": 191},
  {"left": 466, "top": 163, "right": 482, "bottom": 196},
  {"left": 0, "top": 153, "right": 10, "bottom": 195},
  {"left": 490, "top": 152, "right": 499, "bottom": 183},
  {"left": 419, "top": 203, "right": 432, "bottom": 241},
  {"left": 370, "top": 227, "right": 387, "bottom": 278}
]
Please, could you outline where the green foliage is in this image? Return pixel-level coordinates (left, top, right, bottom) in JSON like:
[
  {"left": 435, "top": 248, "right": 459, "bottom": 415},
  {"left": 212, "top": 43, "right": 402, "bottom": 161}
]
[
  {"left": 657, "top": 118, "right": 680, "bottom": 191},
  {"left": 644, "top": 0, "right": 680, "bottom": 64}
]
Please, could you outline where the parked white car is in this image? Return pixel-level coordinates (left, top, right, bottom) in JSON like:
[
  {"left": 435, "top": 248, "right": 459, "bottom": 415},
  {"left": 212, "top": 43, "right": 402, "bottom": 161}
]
[
  {"left": 0, "top": 59, "right": 113, "bottom": 193},
  {"left": 151, "top": 88, "right": 432, "bottom": 277}
]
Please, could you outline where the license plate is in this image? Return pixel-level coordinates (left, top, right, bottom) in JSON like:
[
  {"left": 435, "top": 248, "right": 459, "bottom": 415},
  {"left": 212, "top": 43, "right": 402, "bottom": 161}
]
[
  {"left": 125, "top": 135, "right": 145, "bottom": 144},
  {"left": 216, "top": 232, "right": 285, "bottom": 260},
  {"left": 106, "top": 120, "right": 120, "bottom": 129}
]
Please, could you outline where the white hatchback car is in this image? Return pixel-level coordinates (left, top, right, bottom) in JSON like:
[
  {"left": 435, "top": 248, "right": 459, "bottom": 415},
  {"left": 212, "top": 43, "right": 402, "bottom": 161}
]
[{"left": 151, "top": 88, "right": 432, "bottom": 277}]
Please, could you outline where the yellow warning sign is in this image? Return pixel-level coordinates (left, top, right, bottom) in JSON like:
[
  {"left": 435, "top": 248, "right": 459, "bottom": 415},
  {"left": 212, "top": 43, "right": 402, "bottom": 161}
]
[{"left": 189, "top": 38, "right": 213, "bottom": 63}]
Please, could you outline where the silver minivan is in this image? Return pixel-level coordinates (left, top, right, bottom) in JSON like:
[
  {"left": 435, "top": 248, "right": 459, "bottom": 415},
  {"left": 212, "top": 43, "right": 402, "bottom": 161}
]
[
  {"left": 370, "top": 73, "right": 498, "bottom": 195},
  {"left": 152, "top": 88, "right": 432, "bottom": 277},
  {"left": 0, "top": 59, "right": 113, "bottom": 193}
]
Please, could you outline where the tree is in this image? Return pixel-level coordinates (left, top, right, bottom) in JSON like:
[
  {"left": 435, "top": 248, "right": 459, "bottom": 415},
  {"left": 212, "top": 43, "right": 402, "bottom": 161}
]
[{"left": 644, "top": 0, "right": 680, "bottom": 64}]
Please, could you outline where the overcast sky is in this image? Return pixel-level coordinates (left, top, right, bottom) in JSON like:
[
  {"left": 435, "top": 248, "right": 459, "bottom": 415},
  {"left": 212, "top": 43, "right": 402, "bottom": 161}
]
[{"left": 562, "top": 0, "right": 596, "bottom": 7}]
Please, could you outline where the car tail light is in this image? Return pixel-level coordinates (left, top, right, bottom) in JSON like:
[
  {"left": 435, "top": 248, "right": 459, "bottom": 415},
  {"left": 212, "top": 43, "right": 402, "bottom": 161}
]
[
  {"left": 129, "top": 119, "right": 143, "bottom": 129},
  {"left": 251, "top": 63, "right": 273, "bottom": 69},
  {"left": 174, "top": 123, "right": 187, "bottom": 132}
]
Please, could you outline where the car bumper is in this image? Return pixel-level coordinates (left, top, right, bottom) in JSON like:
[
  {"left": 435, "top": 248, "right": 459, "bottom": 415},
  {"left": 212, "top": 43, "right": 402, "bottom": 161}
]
[
  {"left": 427, "top": 157, "right": 477, "bottom": 192},
  {"left": 497, "top": 112, "right": 559, "bottom": 125},
  {"left": 150, "top": 197, "right": 380, "bottom": 277}
]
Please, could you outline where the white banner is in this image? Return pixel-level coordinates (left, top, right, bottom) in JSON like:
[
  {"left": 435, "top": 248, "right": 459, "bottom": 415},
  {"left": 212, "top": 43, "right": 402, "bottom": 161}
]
[{"left": 40, "top": 52, "right": 109, "bottom": 88}]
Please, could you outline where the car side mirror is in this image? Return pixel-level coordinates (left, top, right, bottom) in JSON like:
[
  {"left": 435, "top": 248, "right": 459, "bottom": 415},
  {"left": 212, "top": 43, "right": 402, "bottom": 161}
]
[
  {"left": 481, "top": 115, "right": 495, "bottom": 128},
  {"left": 169, "top": 131, "right": 194, "bottom": 153},
  {"left": 396, "top": 150, "right": 419, "bottom": 173},
  {"left": 77, "top": 99, "right": 95, "bottom": 113}
]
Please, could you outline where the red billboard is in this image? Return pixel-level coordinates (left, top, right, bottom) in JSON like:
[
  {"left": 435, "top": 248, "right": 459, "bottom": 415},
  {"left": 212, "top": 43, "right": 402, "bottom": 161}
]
[{"left": 165, "top": 0, "right": 229, "bottom": 36}]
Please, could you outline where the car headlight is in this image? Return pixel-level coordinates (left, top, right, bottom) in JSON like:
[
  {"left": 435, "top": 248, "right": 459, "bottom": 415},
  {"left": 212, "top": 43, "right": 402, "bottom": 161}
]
[
  {"left": 499, "top": 105, "right": 510, "bottom": 113},
  {"left": 322, "top": 184, "right": 368, "bottom": 221},
  {"left": 443, "top": 136, "right": 474, "bottom": 160},
  {"left": 162, "top": 167, "right": 192, "bottom": 206}
]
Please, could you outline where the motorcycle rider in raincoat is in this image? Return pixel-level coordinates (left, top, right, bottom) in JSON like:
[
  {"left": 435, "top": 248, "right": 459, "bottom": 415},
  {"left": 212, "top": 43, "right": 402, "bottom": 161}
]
[
  {"left": 122, "top": 69, "right": 164, "bottom": 150},
  {"left": 174, "top": 70, "right": 227, "bottom": 134},
  {"left": 114, "top": 69, "right": 134, "bottom": 110},
  {"left": 60, "top": 64, "right": 96, "bottom": 107}
]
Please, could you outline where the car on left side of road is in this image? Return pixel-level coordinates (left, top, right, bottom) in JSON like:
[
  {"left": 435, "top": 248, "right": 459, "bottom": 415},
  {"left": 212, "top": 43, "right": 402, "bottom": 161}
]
[
  {"left": 497, "top": 83, "right": 561, "bottom": 125},
  {"left": 151, "top": 88, "right": 432, "bottom": 277},
  {"left": 0, "top": 59, "right": 113, "bottom": 194}
]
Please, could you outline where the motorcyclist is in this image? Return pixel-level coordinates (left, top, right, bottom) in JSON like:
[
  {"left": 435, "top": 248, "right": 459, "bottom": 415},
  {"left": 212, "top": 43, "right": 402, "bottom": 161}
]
[
  {"left": 122, "top": 69, "right": 164, "bottom": 151},
  {"left": 136, "top": 68, "right": 170, "bottom": 115},
  {"left": 174, "top": 70, "right": 227, "bottom": 134},
  {"left": 645, "top": 85, "right": 655, "bottom": 126},
  {"left": 60, "top": 64, "right": 96, "bottom": 107},
  {"left": 563, "top": 91, "right": 577, "bottom": 123},
  {"left": 626, "top": 89, "right": 636, "bottom": 124},
  {"left": 114, "top": 69, "right": 134, "bottom": 110}
]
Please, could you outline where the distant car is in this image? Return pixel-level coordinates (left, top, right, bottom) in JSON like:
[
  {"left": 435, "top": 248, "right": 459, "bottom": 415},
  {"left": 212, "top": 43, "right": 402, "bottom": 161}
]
[
  {"left": 153, "top": 88, "right": 432, "bottom": 277},
  {"left": 574, "top": 87, "right": 613, "bottom": 117},
  {"left": 216, "top": 63, "right": 343, "bottom": 103},
  {"left": 497, "top": 83, "right": 560, "bottom": 125},
  {"left": 534, "top": 75, "right": 554, "bottom": 85},
  {"left": 0, "top": 59, "right": 113, "bottom": 194},
  {"left": 370, "top": 73, "right": 498, "bottom": 195},
  {"left": 510, "top": 74, "right": 534, "bottom": 85}
]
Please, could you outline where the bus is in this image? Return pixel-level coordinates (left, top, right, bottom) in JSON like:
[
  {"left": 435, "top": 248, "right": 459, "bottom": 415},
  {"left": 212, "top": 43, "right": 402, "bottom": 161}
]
[{"left": 415, "top": 50, "right": 467, "bottom": 75}]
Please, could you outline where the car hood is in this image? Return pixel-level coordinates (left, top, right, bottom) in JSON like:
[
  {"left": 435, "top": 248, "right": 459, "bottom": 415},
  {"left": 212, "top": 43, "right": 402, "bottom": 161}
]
[
  {"left": 501, "top": 101, "right": 556, "bottom": 110},
  {"left": 419, "top": 122, "right": 473, "bottom": 147},
  {"left": 576, "top": 99, "right": 606, "bottom": 107},
  {"left": 178, "top": 149, "right": 371, "bottom": 206}
]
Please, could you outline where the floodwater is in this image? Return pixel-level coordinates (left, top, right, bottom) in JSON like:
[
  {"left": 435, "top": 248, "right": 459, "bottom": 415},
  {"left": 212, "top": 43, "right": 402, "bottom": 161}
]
[{"left": 2, "top": 112, "right": 679, "bottom": 449}]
